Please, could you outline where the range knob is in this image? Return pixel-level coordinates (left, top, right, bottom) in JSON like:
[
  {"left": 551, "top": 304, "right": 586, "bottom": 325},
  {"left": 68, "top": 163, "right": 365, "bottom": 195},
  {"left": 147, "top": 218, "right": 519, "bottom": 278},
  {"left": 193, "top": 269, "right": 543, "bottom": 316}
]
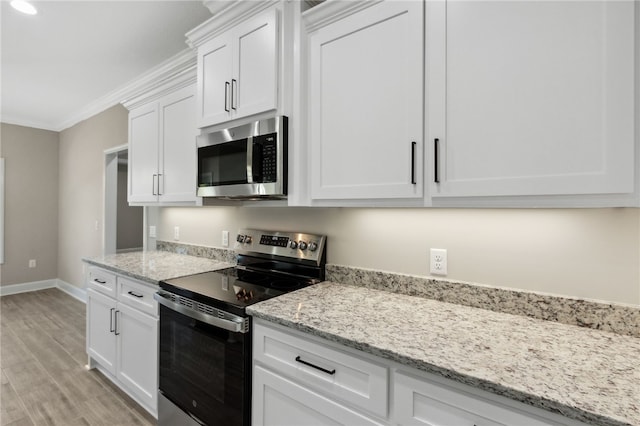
[
  {"left": 289, "top": 240, "right": 298, "bottom": 249},
  {"left": 298, "top": 241, "right": 308, "bottom": 250},
  {"left": 308, "top": 242, "right": 318, "bottom": 252},
  {"left": 236, "top": 235, "right": 245, "bottom": 243},
  {"left": 244, "top": 235, "right": 252, "bottom": 244}
]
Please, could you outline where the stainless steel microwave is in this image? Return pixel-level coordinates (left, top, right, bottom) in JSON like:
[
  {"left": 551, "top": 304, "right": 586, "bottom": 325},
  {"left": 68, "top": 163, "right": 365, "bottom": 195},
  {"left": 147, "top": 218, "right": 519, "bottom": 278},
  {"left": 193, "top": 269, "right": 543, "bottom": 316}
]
[{"left": 197, "top": 116, "right": 287, "bottom": 199}]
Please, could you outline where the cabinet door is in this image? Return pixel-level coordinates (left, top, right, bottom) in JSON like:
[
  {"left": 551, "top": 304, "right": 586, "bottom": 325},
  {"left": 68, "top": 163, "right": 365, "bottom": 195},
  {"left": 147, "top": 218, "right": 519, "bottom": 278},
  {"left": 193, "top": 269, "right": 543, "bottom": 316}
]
[
  {"left": 429, "top": 0, "right": 635, "bottom": 198},
  {"left": 159, "top": 85, "right": 198, "bottom": 203},
  {"left": 86, "top": 289, "right": 117, "bottom": 376},
  {"left": 128, "top": 102, "right": 159, "bottom": 203},
  {"left": 253, "top": 365, "right": 386, "bottom": 426},
  {"left": 116, "top": 303, "right": 158, "bottom": 413},
  {"left": 309, "top": 1, "right": 423, "bottom": 200},
  {"left": 234, "top": 9, "right": 279, "bottom": 119},
  {"left": 197, "top": 33, "right": 233, "bottom": 127}
]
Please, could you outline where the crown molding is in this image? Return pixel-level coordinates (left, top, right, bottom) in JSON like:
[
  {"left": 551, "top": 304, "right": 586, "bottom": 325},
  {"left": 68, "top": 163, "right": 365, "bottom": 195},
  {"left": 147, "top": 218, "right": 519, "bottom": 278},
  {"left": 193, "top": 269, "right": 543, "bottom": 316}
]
[
  {"left": 303, "top": 0, "right": 382, "bottom": 32},
  {"left": 187, "top": 0, "right": 279, "bottom": 48},
  {"left": 119, "top": 48, "right": 197, "bottom": 110}
]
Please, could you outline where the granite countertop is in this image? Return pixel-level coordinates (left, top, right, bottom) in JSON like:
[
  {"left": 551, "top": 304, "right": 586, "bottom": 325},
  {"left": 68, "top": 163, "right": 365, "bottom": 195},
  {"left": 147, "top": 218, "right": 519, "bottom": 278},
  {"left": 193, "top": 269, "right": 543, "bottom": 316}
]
[
  {"left": 247, "top": 281, "right": 640, "bottom": 426},
  {"left": 83, "top": 251, "right": 234, "bottom": 285}
]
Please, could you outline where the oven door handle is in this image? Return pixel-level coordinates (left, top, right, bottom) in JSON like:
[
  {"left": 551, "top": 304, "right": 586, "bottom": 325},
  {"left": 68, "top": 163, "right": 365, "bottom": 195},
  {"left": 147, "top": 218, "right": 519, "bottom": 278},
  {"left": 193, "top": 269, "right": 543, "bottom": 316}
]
[{"left": 154, "top": 291, "right": 249, "bottom": 334}]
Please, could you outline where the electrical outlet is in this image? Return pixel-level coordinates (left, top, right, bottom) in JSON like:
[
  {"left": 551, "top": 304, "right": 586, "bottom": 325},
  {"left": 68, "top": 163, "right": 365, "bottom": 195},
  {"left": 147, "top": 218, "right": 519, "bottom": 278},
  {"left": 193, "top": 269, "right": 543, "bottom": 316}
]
[
  {"left": 222, "top": 230, "right": 229, "bottom": 247},
  {"left": 430, "top": 248, "right": 447, "bottom": 275},
  {"left": 149, "top": 225, "right": 157, "bottom": 238},
  {"left": 174, "top": 226, "right": 180, "bottom": 241},
  {"left": 28, "top": 259, "right": 36, "bottom": 268}
]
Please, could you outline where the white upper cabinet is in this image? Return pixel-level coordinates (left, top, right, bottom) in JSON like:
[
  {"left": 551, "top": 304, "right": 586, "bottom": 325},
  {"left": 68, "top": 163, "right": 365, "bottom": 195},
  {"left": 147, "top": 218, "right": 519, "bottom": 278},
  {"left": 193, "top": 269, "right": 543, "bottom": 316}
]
[
  {"left": 198, "top": 34, "right": 233, "bottom": 127},
  {"left": 159, "top": 86, "right": 198, "bottom": 203},
  {"left": 195, "top": 9, "right": 279, "bottom": 128},
  {"left": 306, "top": 1, "right": 424, "bottom": 202},
  {"left": 128, "top": 103, "right": 159, "bottom": 204},
  {"left": 128, "top": 84, "right": 199, "bottom": 205},
  {"left": 427, "top": 0, "right": 636, "bottom": 203}
]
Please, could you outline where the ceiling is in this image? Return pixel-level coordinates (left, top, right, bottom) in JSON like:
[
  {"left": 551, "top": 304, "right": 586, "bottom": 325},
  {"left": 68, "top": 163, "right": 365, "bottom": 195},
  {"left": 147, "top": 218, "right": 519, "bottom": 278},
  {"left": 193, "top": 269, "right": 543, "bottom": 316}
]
[{"left": 1, "top": 1, "right": 212, "bottom": 132}]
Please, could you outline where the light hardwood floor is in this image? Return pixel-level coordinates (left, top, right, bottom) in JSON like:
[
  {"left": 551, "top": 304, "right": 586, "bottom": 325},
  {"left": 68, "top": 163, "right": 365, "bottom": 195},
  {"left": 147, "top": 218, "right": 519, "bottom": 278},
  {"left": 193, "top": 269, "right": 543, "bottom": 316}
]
[{"left": 1, "top": 288, "right": 155, "bottom": 426}]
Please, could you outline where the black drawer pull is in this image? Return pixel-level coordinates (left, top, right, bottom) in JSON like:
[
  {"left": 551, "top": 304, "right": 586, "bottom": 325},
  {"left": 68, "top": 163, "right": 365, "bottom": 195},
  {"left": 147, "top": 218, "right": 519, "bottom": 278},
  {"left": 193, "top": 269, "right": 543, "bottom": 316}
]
[
  {"left": 127, "top": 291, "right": 143, "bottom": 298},
  {"left": 434, "top": 138, "right": 440, "bottom": 183},
  {"left": 224, "top": 81, "right": 230, "bottom": 112},
  {"left": 295, "top": 356, "right": 336, "bottom": 375},
  {"left": 110, "top": 308, "right": 115, "bottom": 332},
  {"left": 411, "top": 141, "right": 417, "bottom": 185},
  {"left": 95, "top": 278, "right": 106, "bottom": 284}
]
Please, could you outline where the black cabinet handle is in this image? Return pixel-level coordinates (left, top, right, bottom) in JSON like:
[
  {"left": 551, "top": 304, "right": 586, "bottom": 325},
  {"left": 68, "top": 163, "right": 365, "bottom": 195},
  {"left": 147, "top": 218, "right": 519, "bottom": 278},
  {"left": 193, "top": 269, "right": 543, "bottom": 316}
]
[
  {"left": 127, "top": 291, "right": 143, "bottom": 298},
  {"left": 231, "top": 79, "right": 237, "bottom": 110},
  {"left": 295, "top": 356, "right": 336, "bottom": 376},
  {"left": 95, "top": 278, "right": 106, "bottom": 284},
  {"left": 114, "top": 310, "right": 120, "bottom": 335},
  {"left": 411, "top": 141, "right": 417, "bottom": 184},
  {"left": 434, "top": 138, "right": 440, "bottom": 183},
  {"left": 224, "top": 81, "right": 230, "bottom": 112},
  {"left": 110, "top": 308, "right": 115, "bottom": 332}
]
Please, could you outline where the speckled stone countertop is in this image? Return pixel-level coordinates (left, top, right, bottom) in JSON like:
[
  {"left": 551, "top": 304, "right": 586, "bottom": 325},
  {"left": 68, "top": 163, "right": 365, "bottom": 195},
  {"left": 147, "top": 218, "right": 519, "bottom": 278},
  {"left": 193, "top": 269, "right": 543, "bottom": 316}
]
[
  {"left": 82, "top": 251, "right": 233, "bottom": 285},
  {"left": 247, "top": 282, "right": 640, "bottom": 426}
]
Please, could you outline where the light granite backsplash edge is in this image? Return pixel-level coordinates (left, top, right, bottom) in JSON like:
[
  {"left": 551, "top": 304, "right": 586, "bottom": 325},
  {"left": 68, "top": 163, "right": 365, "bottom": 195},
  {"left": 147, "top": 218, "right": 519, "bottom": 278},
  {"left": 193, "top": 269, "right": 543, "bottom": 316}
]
[
  {"left": 326, "top": 264, "right": 640, "bottom": 338},
  {"left": 156, "top": 240, "right": 236, "bottom": 264},
  {"left": 154, "top": 241, "right": 638, "bottom": 338}
]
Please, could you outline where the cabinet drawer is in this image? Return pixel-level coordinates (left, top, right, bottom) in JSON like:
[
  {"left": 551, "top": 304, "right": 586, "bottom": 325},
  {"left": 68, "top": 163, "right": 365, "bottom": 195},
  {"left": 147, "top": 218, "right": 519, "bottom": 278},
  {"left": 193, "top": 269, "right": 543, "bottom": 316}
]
[
  {"left": 254, "top": 322, "right": 388, "bottom": 418},
  {"left": 87, "top": 267, "right": 117, "bottom": 298},
  {"left": 117, "top": 277, "right": 158, "bottom": 317},
  {"left": 394, "top": 371, "right": 564, "bottom": 426}
]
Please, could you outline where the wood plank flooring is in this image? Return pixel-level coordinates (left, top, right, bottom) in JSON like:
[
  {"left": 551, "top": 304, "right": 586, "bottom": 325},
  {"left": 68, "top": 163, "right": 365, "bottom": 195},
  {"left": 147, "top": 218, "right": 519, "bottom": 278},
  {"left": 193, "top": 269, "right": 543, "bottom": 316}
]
[{"left": 1, "top": 289, "right": 155, "bottom": 426}]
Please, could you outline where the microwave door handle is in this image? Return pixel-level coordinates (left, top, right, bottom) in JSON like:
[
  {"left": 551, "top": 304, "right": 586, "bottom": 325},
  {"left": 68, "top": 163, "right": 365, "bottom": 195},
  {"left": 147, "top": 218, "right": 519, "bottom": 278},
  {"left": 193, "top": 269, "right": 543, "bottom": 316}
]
[{"left": 246, "top": 137, "right": 254, "bottom": 183}]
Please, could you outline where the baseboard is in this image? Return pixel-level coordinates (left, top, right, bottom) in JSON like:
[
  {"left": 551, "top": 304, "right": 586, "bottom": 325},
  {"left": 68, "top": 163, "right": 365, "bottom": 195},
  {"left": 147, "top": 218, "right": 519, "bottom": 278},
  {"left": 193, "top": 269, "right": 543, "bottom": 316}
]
[
  {"left": 0, "top": 279, "right": 87, "bottom": 303},
  {"left": 0, "top": 279, "right": 57, "bottom": 296},
  {"left": 56, "top": 279, "right": 87, "bottom": 303}
]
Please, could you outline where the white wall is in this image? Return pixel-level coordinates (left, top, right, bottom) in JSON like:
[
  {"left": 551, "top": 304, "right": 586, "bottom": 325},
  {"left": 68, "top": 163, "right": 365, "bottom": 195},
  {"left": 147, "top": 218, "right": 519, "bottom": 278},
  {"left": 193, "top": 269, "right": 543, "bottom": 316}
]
[{"left": 157, "top": 206, "right": 640, "bottom": 305}]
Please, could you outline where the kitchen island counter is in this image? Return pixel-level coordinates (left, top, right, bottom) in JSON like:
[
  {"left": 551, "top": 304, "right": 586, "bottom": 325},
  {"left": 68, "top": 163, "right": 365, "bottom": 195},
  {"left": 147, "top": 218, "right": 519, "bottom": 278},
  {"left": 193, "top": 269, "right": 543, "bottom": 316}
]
[
  {"left": 83, "top": 250, "right": 233, "bottom": 285},
  {"left": 248, "top": 281, "right": 640, "bottom": 426}
]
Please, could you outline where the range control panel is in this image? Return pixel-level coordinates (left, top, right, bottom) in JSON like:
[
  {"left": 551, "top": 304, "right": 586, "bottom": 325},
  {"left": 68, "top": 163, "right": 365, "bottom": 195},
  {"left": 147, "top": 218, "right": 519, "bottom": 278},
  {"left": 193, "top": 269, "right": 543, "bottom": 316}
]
[{"left": 235, "top": 229, "right": 326, "bottom": 265}]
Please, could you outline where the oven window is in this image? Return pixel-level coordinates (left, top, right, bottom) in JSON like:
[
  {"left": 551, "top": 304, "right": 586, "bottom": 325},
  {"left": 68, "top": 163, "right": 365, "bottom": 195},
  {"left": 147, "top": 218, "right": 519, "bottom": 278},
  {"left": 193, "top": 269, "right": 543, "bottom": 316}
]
[
  {"left": 159, "top": 305, "right": 250, "bottom": 426},
  {"left": 198, "top": 139, "right": 248, "bottom": 187}
]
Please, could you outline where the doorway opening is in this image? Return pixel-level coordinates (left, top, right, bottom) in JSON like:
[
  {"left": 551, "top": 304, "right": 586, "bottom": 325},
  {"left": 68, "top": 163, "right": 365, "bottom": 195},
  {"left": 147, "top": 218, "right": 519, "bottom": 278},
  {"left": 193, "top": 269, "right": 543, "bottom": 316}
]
[{"left": 104, "top": 145, "right": 143, "bottom": 254}]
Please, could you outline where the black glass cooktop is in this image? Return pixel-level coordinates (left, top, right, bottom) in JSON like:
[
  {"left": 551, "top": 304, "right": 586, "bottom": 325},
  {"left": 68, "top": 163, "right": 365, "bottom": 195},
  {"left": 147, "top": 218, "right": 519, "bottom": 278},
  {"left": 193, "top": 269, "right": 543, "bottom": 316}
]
[{"left": 160, "top": 267, "right": 317, "bottom": 316}]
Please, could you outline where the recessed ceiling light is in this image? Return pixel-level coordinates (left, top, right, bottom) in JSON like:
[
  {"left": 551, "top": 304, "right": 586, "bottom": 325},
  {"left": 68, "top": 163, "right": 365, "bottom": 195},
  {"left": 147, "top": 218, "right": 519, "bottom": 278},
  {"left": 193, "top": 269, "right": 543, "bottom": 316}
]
[{"left": 10, "top": 0, "right": 38, "bottom": 15}]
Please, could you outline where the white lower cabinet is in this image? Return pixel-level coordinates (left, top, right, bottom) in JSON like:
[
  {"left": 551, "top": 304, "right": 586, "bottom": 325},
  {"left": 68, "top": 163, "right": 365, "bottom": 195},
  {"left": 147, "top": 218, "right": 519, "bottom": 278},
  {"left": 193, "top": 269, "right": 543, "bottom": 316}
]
[
  {"left": 253, "top": 365, "right": 386, "bottom": 426},
  {"left": 394, "top": 371, "right": 567, "bottom": 426},
  {"left": 253, "top": 320, "right": 388, "bottom": 426},
  {"left": 86, "top": 267, "right": 158, "bottom": 417},
  {"left": 115, "top": 302, "right": 158, "bottom": 409},
  {"left": 86, "top": 289, "right": 117, "bottom": 374},
  {"left": 252, "top": 320, "right": 589, "bottom": 426}
]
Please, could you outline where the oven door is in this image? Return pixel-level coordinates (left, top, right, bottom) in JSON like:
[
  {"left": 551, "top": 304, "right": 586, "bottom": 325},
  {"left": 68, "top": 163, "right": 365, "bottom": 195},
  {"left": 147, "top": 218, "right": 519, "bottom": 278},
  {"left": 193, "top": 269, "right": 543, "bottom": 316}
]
[{"left": 157, "top": 299, "right": 251, "bottom": 426}]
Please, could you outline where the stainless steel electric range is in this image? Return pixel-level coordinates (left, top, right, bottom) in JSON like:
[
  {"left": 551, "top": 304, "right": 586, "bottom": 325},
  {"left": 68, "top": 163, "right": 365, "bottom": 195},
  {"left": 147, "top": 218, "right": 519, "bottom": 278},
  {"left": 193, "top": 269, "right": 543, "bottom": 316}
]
[{"left": 154, "top": 229, "right": 327, "bottom": 426}]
